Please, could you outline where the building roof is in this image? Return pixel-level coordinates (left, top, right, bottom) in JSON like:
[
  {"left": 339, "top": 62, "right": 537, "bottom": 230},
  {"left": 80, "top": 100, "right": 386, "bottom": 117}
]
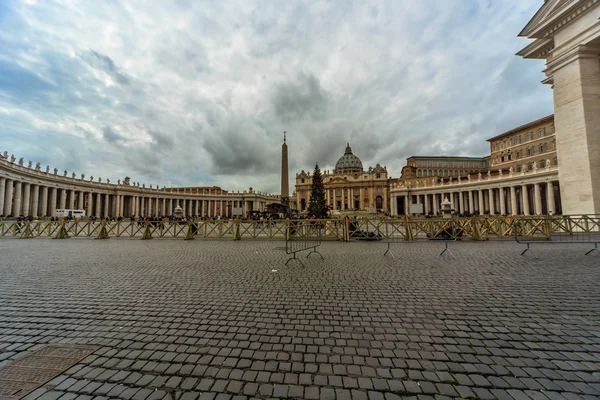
[
  {"left": 487, "top": 115, "right": 554, "bottom": 142},
  {"left": 407, "top": 156, "right": 487, "bottom": 161}
]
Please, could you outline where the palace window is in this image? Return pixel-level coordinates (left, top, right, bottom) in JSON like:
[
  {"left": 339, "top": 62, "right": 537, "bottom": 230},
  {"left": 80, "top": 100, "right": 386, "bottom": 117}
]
[
  {"left": 377, "top": 187, "right": 382, "bottom": 194},
  {"left": 527, "top": 163, "right": 533, "bottom": 171},
  {"left": 336, "top": 189, "right": 341, "bottom": 195},
  {"left": 376, "top": 173, "right": 381, "bottom": 178},
  {"left": 527, "top": 147, "right": 534, "bottom": 156},
  {"left": 525, "top": 132, "right": 533, "bottom": 141},
  {"left": 554, "top": 157, "right": 558, "bottom": 165},
  {"left": 516, "top": 166, "right": 522, "bottom": 173},
  {"left": 539, "top": 143, "right": 547, "bottom": 153},
  {"left": 549, "top": 125, "right": 555, "bottom": 134},
  {"left": 354, "top": 187, "right": 359, "bottom": 194},
  {"left": 417, "top": 170, "right": 422, "bottom": 177},
  {"left": 513, "top": 136, "right": 520, "bottom": 145},
  {"left": 516, "top": 150, "right": 522, "bottom": 159},
  {"left": 540, "top": 159, "right": 547, "bottom": 168},
  {"left": 507, "top": 150, "right": 512, "bottom": 161},
  {"left": 301, "top": 179, "right": 305, "bottom": 183},
  {"left": 538, "top": 128, "right": 546, "bottom": 138}
]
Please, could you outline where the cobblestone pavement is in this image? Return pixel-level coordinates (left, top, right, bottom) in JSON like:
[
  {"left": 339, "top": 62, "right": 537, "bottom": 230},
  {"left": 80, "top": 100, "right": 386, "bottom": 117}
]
[{"left": 0, "top": 239, "right": 599, "bottom": 400}]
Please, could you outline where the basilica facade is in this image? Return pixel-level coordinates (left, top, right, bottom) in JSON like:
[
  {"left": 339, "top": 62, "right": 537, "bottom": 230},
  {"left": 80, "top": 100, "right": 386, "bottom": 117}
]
[{"left": 294, "top": 144, "right": 389, "bottom": 214}]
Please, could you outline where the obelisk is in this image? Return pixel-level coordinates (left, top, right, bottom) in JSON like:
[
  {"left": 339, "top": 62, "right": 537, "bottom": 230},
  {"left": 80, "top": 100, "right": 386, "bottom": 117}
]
[{"left": 281, "top": 131, "right": 289, "bottom": 204}]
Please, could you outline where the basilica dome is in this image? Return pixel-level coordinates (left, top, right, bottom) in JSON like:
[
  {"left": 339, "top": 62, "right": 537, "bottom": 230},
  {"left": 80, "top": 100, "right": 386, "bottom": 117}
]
[{"left": 334, "top": 143, "right": 363, "bottom": 173}]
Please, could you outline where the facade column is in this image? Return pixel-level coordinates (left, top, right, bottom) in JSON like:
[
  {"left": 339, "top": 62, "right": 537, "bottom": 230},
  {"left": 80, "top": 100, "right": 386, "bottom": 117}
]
[
  {"left": 95, "top": 193, "right": 102, "bottom": 217},
  {"left": 78, "top": 192, "right": 84, "bottom": 210},
  {"left": 3, "top": 180, "right": 13, "bottom": 216},
  {"left": 547, "top": 182, "right": 556, "bottom": 215},
  {"left": 104, "top": 194, "right": 110, "bottom": 217},
  {"left": 458, "top": 192, "right": 464, "bottom": 214},
  {"left": 59, "top": 189, "right": 66, "bottom": 209},
  {"left": 424, "top": 194, "right": 430, "bottom": 215},
  {"left": 404, "top": 194, "right": 409, "bottom": 215},
  {"left": 86, "top": 192, "right": 94, "bottom": 217},
  {"left": 488, "top": 188, "right": 494, "bottom": 215},
  {"left": 478, "top": 190, "right": 484, "bottom": 215},
  {"left": 499, "top": 188, "right": 506, "bottom": 215},
  {"left": 468, "top": 191, "right": 474, "bottom": 214},
  {"left": 30, "top": 185, "right": 39, "bottom": 218},
  {"left": 68, "top": 190, "right": 75, "bottom": 209},
  {"left": 120, "top": 195, "right": 125, "bottom": 217},
  {"left": 534, "top": 183, "right": 543, "bottom": 215},
  {"left": 0, "top": 178, "right": 5, "bottom": 216},
  {"left": 49, "top": 187, "right": 57, "bottom": 217},
  {"left": 22, "top": 183, "right": 31, "bottom": 216},
  {"left": 12, "top": 181, "right": 22, "bottom": 216},
  {"left": 510, "top": 186, "right": 518, "bottom": 215},
  {"left": 432, "top": 193, "right": 439, "bottom": 215},
  {"left": 40, "top": 186, "right": 48, "bottom": 217},
  {"left": 522, "top": 185, "right": 530, "bottom": 215}
]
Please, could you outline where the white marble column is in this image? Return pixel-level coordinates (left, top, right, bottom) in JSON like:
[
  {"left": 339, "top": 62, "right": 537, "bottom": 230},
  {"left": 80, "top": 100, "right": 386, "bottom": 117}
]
[
  {"left": 49, "top": 187, "right": 57, "bottom": 217},
  {"left": 78, "top": 192, "right": 84, "bottom": 210},
  {"left": 488, "top": 188, "right": 494, "bottom": 215},
  {"left": 432, "top": 193, "right": 439, "bottom": 215},
  {"left": 4, "top": 180, "right": 14, "bottom": 216},
  {"left": 40, "top": 186, "right": 48, "bottom": 217},
  {"left": 31, "top": 185, "right": 39, "bottom": 217},
  {"left": 468, "top": 191, "right": 474, "bottom": 214},
  {"left": 12, "top": 181, "right": 22, "bottom": 216},
  {"left": 22, "top": 183, "right": 30, "bottom": 216},
  {"left": 104, "top": 194, "right": 110, "bottom": 217},
  {"left": 404, "top": 194, "right": 409, "bottom": 215},
  {"left": 120, "top": 195, "right": 125, "bottom": 217},
  {"left": 534, "top": 183, "right": 543, "bottom": 215},
  {"left": 458, "top": 192, "right": 464, "bottom": 214},
  {"left": 95, "top": 193, "right": 102, "bottom": 217},
  {"left": 478, "top": 190, "right": 484, "bottom": 215},
  {"left": 547, "top": 182, "right": 556, "bottom": 215},
  {"left": 59, "top": 189, "right": 66, "bottom": 209},
  {"left": 0, "top": 178, "right": 5, "bottom": 216},
  {"left": 424, "top": 194, "right": 430, "bottom": 215},
  {"left": 499, "top": 188, "right": 506, "bottom": 215},
  {"left": 522, "top": 185, "right": 530, "bottom": 215},
  {"left": 68, "top": 190, "right": 75, "bottom": 209},
  {"left": 510, "top": 186, "right": 518, "bottom": 215},
  {"left": 86, "top": 192, "right": 94, "bottom": 217}
]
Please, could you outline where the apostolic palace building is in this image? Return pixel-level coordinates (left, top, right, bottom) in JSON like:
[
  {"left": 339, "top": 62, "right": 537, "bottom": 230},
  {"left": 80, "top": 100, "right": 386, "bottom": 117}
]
[{"left": 1, "top": 0, "right": 599, "bottom": 219}]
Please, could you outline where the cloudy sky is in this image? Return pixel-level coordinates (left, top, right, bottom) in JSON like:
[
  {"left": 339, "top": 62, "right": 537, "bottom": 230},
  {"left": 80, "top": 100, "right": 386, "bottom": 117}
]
[{"left": 0, "top": 0, "right": 552, "bottom": 193}]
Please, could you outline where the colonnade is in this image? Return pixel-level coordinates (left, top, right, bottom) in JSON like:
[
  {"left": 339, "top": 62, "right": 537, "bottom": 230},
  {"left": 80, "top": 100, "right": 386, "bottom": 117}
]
[
  {"left": 391, "top": 181, "right": 560, "bottom": 216},
  {"left": 0, "top": 177, "right": 268, "bottom": 218}
]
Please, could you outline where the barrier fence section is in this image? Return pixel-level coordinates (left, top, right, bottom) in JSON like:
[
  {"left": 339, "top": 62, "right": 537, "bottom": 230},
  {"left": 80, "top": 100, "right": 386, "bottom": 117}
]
[
  {"left": 285, "top": 222, "right": 324, "bottom": 266},
  {"left": 378, "top": 219, "right": 459, "bottom": 258},
  {"left": 514, "top": 216, "right": 600, "bottom": 258}
]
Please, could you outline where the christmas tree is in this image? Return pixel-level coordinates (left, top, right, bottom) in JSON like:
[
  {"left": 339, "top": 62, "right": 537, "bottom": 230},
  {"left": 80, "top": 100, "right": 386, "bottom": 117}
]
[{"left": 307, "top": 164, "right": 328, "bottom": 218}]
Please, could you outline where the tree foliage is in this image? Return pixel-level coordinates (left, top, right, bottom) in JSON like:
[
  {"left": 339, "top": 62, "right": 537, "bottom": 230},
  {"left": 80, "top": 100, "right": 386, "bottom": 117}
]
[{"left": 307, "top": 163, "right": 328, "bottom": 218}]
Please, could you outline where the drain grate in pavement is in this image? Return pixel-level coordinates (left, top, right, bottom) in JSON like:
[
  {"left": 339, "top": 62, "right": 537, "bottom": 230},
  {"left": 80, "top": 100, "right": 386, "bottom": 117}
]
[{"left": 0, "top": 344, "right": 98, "bottom": 400}]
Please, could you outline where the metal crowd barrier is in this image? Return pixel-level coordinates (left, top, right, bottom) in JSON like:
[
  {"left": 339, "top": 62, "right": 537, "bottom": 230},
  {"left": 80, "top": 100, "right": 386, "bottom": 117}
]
[
  {"left": 285, "top": 221, "right": 324, "bottom": 266},
  {"left": 514, "top": 217, "right": 600, "bottom": 258},
  {"left": 379, "top": 219, "right": 460, "bottom": 258}
]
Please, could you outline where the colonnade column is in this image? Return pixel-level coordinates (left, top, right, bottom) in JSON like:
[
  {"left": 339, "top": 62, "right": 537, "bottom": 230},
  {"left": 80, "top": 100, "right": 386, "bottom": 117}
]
[
  {"left": 510, "top": 186, "right": 517, "bottom": 215},
  {"left": 104, "top": 194, "right": 110, "bottom": 217},
  {"left": 432, "top": 194, "right": 439, "bottom": 215},
  {"left": 547, "top": 182, "right": 556, "bottom": 215},
  {"left": 49, "top": 187, "right": 57, "bottom": 217},
  {"left": 424, "top": 194, "right": 430, "bottom": 215},
  {"left": 120, "top": 196, "right": 125, "bottom": 217},
  {"left": 86, "top": 192, "right": 94, "bottom": 217},
  {"left": 0, "top": 178, "right": 5, "bottom": 216},
  {"left": 458, "top": 192, "right": 464, "bottom": 214},
  {"left": 78, "top": 192, "right": 84, "bottom": 210},
  {"left": 95, "top": 193, "right": 102, "bottom": 217},
  {"left": 534, "top": 183, "right": 543, "bottom": 215},
  {"left": 22, "top": 183, "right": 31, "bottom": 216},
  {"left": 41, "top": 186, "right": 48, "bottom": 217},
  {"left": 59, "top": 189, "right": 66, "bottom": 209},
  {"left": 12, "top": 182, "right": 22, "bottom": 216},
  {"left": 522, "top": 185, "right": 530, "bottom": 215},
  {"left": 499, "top": 188, "right": 506, "bottom": 216},
  {"left": 68, "top": 190, "right": 75, "bottom": 209},
  {"left": 30, "top": 185, "right": 39, "bottom": 218},
  {"left": 404, "top": 194, "right": 409, "bottom": 215},
  {"left": 488, "top": 189, "right": 494, "bottom": 215},
  {"left": 466, "top": 191, "right": 473, "bottom": 214},
  {"left": 478, "top": 190, "right": 484, "bottom": 215}
]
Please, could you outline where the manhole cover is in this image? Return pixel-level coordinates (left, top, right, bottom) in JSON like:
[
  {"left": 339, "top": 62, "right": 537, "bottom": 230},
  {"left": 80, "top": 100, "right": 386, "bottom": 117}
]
[{"left": 0, "top": 344, "right": 98, "bottom": 399}]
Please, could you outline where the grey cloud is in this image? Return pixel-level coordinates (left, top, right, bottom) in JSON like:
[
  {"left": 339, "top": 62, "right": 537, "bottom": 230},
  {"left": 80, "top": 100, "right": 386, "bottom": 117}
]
[
  {"left": 272, "top": 73, "right": 330, "bottom": 122},
  {"left": 79, "top": 50, "right": 130, "bottom": 85},
  {"left": 102, "top": 126, "right": 123, "bottom": 144}
]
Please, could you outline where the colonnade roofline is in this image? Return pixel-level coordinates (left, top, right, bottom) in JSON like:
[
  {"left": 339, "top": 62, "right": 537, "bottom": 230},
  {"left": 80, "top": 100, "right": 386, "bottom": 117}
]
[
  {"left": 0, "top": 151, "right": 279, "bottom": 201},
  {"left": 390, "top": 165, "right": 559, "bottom": 193}
]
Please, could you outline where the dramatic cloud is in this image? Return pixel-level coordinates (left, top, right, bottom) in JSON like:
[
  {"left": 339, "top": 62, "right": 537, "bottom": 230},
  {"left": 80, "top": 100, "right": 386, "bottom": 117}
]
[{"left": 0, "top": 0, "right": 552, "bottom": 194}]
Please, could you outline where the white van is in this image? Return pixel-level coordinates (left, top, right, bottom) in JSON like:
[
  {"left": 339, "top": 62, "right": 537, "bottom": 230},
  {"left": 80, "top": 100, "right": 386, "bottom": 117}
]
[{"left": 55, "top": 209, "right": 86, "bottom": 219}]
